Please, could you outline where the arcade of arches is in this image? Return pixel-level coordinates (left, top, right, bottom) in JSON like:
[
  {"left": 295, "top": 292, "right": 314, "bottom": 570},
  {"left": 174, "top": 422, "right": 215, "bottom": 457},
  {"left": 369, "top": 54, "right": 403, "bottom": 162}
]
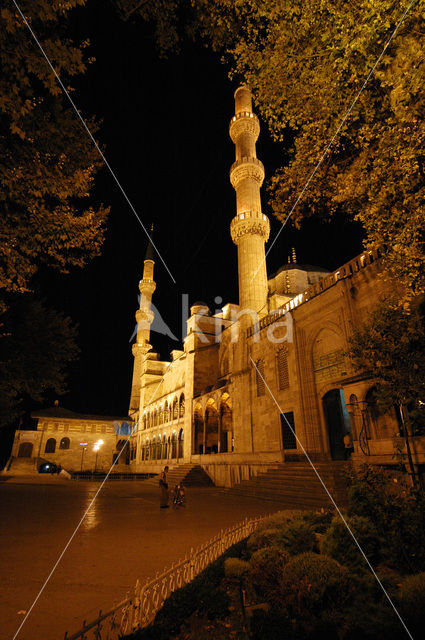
[
  {"left": 141, "top": 429, "right": 184, "bottom": 462},
  {"left": 193, "top": 395, "right": 233, "bottom": 455}
]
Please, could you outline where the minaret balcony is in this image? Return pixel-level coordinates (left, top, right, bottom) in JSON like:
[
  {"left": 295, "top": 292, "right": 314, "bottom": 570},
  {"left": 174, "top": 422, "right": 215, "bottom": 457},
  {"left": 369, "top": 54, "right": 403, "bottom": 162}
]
[
  {"left": 138, "top": 278, "right": 156, "bottom": 296},
  {"left": 230, "top": 210, "right": 270, "bottom": 245},
  {"left": 229, "top": 111, "right": 260, "bottom": 143},
  {"left": 132, "top": 342, "right": 152, "bottom": 356},
  {"left": 136, "top": 307, "right": 154, "bottom": 324},
  {"left": 230, "top": 157, "right": 265, "bottom": 189}
]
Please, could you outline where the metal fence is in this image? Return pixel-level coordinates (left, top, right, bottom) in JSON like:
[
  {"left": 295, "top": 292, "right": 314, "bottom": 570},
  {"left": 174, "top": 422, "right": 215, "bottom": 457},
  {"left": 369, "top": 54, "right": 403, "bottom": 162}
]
[{"left": 64, "top": 515, "right": 265, "bottom": 640}]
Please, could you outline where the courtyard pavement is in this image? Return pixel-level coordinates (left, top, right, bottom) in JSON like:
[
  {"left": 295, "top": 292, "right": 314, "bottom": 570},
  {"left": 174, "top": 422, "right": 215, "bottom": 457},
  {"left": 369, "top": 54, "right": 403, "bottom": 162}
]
[{"left": 0, "top": 476, "right": 283, "bottom": 640}]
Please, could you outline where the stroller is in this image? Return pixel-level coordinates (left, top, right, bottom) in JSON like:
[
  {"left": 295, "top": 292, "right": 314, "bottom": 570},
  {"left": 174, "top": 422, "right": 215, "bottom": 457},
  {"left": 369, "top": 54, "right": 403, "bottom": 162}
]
[{"left": 172, "top": 483, "right": 186, "bottom": 506}]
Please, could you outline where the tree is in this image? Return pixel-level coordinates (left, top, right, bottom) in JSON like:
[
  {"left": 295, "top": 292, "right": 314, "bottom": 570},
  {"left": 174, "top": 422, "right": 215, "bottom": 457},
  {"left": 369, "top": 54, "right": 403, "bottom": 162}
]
[
  {"left": 185, "top": 0, "right": 425, "bottom": 299},
  {"left": 347, "top": 297, "right": 425, "bottom": 484},
  {"left": 113, "top": 0, "right": 180, "bottom": 55},
  {"left": 0, "top": 296, "right": 79, "bottom": 427},
  {"left": 0, "top": 1, "right": 108, "bottom": 302}
]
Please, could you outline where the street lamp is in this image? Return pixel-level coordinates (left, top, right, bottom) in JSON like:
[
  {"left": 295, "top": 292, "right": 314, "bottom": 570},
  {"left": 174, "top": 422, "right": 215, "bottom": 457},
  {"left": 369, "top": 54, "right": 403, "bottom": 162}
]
[
  {"left": 79, "top": 442, "right": 88, "bottom": 472},
  {"left": 93, "top": 439, "right": 104, "bottom": 473}
]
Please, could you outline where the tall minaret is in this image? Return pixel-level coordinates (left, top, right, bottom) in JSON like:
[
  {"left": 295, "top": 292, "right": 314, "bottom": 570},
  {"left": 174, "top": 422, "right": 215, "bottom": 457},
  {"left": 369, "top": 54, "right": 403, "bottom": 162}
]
[
  {"left": 229, "top": 86, "right": 270, "bottom": 315},
  {"left": 129, "top": 228, "right": 156, "bottom": 413}
]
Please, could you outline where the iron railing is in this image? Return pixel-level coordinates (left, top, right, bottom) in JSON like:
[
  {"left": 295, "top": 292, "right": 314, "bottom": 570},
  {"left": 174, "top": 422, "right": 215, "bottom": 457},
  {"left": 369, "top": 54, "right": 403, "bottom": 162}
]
[{"left": 64, "top": 515, "right": 266, "bottom": 640}]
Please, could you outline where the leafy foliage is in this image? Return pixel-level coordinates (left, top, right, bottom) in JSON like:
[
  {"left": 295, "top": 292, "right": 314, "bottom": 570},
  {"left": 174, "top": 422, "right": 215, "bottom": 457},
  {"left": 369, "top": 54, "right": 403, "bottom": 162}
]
[
  {"left": 320, "top": 514, "right": 381, "bottom": 569},
  {"left": 278, "top": 518, "right": 318, "bottom": 556},
  {"left": 191, "top": 0, "right": 425, "bottom": 298},
  {"left": 347, "top": 297, "right": 425, "bottom": 408},
  {"left": 278, "top": 552, "right": 352, "bottom": 635},
  {"left": 347, "top": 465, "right": 425, "bottom": 573},
  {"left": 249, "top": 546, "right": 289, "bottom": 604},
  {"left": 0, "top": 1, "right": 108, "bottom": 299},
  {"left": 246, "top": 527, "right": 283, "bottom": 553},
  {"left": 113, "top": 0, "right": 180, "bottom": 56},
  {"left": 0, "top": 295, "right": 79, "bottom": 426}
]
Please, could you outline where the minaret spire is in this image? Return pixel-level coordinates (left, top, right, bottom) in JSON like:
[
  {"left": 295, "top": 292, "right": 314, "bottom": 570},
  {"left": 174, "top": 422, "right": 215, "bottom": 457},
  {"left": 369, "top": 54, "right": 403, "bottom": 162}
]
[
  {"left": 145, "top": 224, "right": 154, "bottom": 261},
  {"left": 129, "top": 226, "right": 157, "bottom": 413},
  {"left": 229, "top": 86, "right": 270, "bottom": 315}
]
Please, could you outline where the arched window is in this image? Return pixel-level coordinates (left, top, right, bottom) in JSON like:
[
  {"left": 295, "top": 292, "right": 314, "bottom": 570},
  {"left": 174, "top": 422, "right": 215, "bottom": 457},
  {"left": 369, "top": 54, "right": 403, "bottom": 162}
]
[
  {"left": 159, "top": 405, "right": 164, "bottom": 424},
  {"left": 178, "top": 429, "right": 184, "bottom": 458},
  {"left": 277, "top": 348, "right": 289, "bottom": 390},
  {"left": 156, "top": 436, "right": 162, "bottom": 459},
  {"left": 153, "top": 409, "right": 158, "bottom": 427},
  {"left": 59, "top": 437, "right": 70, "bottom": 450},
  {"left": 255, "top": 359, "right": 265, "bottom": 396},
  {"left": 179, "top": 394, "right": 185, "bottom": 417},
  {"left": 172, "top": 399, "right": 178, "bottom": 420},
  {"left": 171, "top": 432, "right": 177, "bottom": 458},
  {"left": 152, "top": 436, "right": 157, "bottom": 460},
  {"left": 143, "top": 414, "right": 147, "bottom": 430},
  {"left": 164, "top": 402, "right": 169, "bottom": 423},
  {"left": 45, "top": 438, "right": 56, "bottom": 453},
  {"left": 162, "top": 434, "right": 168, "bottom": 459}
]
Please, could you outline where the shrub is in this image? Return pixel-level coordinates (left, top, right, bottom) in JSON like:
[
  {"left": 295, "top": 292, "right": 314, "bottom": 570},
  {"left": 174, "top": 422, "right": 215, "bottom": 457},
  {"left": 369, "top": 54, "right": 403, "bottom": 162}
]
[
  {"left": 398, "top": 572, "right": 425, "bottom": 636},
  {"left": 279, "top": 519, "right": 318, "bottom": 555},
  {"left": 278, "top": 552, "right": 352, "bottom": 635},
  {"left": 255, "top": 510, "right": 300, "bottom": 531},
  {"left": 246, "top": 527, "right": 284, "bottom": 554},
  {"left": 250, "top": 546, "right": 289, "bottom": 604},
  {"left": 320, "top": 515, "right": 381, "bottom": 569},
  {"left": 347, "top": 465, "right": 425, "bottom": 573},
  {"left": 299, "top": 510, "right": 334, "bottom": 534},
  {"left": 224, "top": 557, "right": 251, "bottom": 580}
]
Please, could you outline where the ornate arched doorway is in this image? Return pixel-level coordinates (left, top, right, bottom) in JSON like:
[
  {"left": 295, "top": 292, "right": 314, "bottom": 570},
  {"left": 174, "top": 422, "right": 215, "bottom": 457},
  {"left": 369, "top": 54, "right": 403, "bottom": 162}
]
[{"left": 322, "top": 389, "right": 351, "bottom": 460}]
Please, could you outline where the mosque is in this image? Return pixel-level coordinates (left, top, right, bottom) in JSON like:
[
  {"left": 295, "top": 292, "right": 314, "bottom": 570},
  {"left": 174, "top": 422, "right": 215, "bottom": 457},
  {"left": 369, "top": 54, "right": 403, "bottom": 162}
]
[{"left": 7, "top": 87, "right": 423, "bottom": 486}]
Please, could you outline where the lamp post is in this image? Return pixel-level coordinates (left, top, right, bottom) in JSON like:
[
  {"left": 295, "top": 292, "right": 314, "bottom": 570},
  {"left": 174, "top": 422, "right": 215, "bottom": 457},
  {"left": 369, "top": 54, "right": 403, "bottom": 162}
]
[
  {"left": 80, "top": 442, "right": 88, "bottom": 472},
  {"left": 93, "top": 439, "right": 104, "bottom": 473}
]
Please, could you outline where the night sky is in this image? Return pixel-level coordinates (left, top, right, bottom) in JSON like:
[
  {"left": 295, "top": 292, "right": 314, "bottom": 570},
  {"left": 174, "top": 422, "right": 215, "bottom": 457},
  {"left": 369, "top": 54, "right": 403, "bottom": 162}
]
[{"left": 26, "top": 0, "right": 364, "bottom": 420}]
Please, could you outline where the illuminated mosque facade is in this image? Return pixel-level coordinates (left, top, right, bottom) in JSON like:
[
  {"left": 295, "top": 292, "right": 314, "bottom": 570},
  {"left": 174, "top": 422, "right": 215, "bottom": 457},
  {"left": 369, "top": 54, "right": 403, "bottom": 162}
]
[{"left": 9, "top": 87, "right": 422, "bottom": 486}]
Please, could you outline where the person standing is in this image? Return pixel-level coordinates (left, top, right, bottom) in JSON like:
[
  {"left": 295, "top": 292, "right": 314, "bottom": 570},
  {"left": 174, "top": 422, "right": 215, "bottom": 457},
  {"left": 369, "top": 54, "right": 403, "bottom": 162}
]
[{"left": 159, "top": 466, "right": 169, "bottom": 508}]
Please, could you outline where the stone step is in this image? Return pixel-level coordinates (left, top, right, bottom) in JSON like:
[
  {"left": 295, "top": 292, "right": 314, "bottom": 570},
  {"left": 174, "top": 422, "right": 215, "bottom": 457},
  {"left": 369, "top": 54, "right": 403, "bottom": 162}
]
[
  {"left": 236, "top": 475, "right": 346, "bottom": 488},
  {"left": 229, "top": 487, "right": 345, "bottom": 509},
  {"left": 226, "top": 462, "right": 350, "bottom": 509},
  {"left": 2, "top": 457, "right": 38, "bottom": 475},
  {"left": 144, "top": 464, "right": 214, "bottom": 487}
]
